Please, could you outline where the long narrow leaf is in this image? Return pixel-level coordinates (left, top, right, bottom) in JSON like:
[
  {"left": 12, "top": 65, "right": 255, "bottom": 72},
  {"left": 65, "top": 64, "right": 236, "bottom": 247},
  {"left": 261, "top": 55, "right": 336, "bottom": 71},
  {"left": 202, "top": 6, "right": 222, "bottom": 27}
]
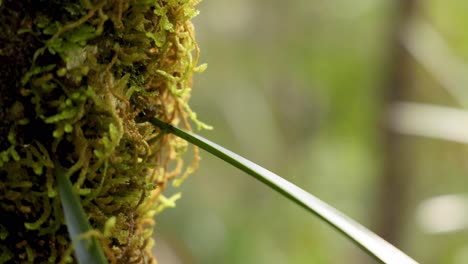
[
  {"left": 56, "top": 165, "right": 108, "bottom": 264},
  {"left": 149, "top": 117, "right": 418, "bottom": 264}
]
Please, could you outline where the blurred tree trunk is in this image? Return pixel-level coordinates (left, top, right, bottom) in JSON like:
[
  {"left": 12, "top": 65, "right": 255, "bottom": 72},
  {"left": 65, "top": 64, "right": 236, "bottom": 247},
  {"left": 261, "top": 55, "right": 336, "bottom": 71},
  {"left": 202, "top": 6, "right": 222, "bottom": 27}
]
[{"left": 375, "top": 0, "right": 418, "bottom": 247}]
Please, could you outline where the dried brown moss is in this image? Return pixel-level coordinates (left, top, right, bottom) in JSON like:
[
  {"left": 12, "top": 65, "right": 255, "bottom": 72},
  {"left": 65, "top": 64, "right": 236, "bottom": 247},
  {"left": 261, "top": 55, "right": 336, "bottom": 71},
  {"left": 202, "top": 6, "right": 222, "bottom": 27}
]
[{"left": 0, "top": 0, "right": 206, "bottom": 263}]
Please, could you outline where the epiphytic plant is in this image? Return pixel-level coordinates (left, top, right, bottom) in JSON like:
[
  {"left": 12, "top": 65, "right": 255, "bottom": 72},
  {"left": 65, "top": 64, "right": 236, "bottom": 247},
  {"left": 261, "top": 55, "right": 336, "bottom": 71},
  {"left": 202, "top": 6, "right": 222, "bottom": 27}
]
[{"left": 0, "top": 1, "right": 418, "bottom": 263}]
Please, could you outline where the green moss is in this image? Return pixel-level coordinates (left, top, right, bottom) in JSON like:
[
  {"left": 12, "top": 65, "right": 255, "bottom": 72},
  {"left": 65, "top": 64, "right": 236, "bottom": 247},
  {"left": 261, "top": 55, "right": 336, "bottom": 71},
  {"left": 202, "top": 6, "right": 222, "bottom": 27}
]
[{"left": 0, "top": 0, "right": 206, "bottom": 263}]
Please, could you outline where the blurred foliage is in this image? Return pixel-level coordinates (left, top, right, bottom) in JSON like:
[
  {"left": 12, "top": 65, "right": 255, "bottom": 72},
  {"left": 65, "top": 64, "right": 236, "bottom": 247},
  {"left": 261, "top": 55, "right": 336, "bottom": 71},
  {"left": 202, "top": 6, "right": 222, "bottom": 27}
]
[{"left": 154, "top": 0, "right": 468, "bottom": 263}]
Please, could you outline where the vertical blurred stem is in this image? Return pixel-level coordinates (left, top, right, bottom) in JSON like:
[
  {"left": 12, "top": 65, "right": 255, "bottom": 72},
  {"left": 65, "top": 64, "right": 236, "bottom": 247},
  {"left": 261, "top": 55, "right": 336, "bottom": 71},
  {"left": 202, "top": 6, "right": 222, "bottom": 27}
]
[{"left": 375, "top": 0, "right": 417, "bottom": 246}]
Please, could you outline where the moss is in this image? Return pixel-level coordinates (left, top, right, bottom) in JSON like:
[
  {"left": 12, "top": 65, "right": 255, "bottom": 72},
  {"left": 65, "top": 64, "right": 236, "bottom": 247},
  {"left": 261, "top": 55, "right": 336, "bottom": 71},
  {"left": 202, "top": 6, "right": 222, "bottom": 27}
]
[{"left": 0, "top": 0, "right": 206, "bottom": 263}]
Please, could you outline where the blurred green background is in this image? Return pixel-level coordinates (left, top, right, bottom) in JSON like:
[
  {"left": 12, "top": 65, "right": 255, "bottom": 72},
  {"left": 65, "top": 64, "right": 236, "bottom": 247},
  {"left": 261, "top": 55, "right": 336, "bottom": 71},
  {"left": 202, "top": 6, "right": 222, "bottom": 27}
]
[{"left": 154, "top": 0, "right": 468, "bottom": 263}]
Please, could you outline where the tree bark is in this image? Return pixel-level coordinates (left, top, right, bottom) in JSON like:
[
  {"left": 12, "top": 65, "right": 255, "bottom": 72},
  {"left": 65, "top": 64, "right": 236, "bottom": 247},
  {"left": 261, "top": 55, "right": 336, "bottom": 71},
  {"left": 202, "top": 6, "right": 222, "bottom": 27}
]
[{"left": 375, "top": 0, "right": 418, "bottom": 246}]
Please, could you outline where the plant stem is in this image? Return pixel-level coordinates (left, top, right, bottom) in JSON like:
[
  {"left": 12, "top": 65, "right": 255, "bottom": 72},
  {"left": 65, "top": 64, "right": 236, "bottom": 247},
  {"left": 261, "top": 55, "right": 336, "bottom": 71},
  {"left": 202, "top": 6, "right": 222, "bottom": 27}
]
[
  {"left": 149, "top": 118, "right": 419, "bottom": 264},
  {"left": 56, "top": 165, "right": 108, "bottom": 264}
]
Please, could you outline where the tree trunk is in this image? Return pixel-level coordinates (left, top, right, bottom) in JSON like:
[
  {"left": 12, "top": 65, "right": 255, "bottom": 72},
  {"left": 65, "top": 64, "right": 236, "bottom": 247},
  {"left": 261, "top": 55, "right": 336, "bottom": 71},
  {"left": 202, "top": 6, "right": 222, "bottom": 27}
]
[
  {"left": 375, "top": 0, "right": 418, "bottom": 246},
  {"left": 0, "top": 1, "right": 201, "bottom": 262}
]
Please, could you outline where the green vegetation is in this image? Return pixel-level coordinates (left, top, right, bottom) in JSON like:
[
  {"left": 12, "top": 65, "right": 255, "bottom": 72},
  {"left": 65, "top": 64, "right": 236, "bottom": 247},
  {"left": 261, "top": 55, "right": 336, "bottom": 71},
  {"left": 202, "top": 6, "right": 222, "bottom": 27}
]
[
  {"left": 148, "top": 118, "right": 417, "bottom": 264},
  {"left": 0, "top": 0, "right": 204, "bottom": 262},
  {"left": 2, "top": 0, "right": 466, "bottom": 263}
]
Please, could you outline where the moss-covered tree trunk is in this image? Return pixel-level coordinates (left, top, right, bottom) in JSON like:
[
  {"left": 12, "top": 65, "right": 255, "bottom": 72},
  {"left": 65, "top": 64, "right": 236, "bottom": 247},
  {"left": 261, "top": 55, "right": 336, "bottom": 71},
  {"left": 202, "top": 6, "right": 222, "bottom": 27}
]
[{"left": 0, "top": 0, "right": 204, "bottom": 263}]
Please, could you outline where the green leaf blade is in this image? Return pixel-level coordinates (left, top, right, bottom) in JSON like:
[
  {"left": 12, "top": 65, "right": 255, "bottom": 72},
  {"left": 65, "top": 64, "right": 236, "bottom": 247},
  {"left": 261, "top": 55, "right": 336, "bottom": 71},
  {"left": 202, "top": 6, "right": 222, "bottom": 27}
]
[
  {"left": 149, "top": 117, "right": 419, "bottom": 264},
  {"left": 56, "top": 165, "right": 108, "bottom": 264}
]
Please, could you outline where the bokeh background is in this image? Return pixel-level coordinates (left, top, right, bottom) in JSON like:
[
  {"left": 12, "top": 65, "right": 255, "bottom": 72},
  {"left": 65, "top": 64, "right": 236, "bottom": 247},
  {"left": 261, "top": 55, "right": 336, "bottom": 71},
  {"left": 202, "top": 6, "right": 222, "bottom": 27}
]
[{"left": 154, "top": 0, "right": 468, "bottom": 263}]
